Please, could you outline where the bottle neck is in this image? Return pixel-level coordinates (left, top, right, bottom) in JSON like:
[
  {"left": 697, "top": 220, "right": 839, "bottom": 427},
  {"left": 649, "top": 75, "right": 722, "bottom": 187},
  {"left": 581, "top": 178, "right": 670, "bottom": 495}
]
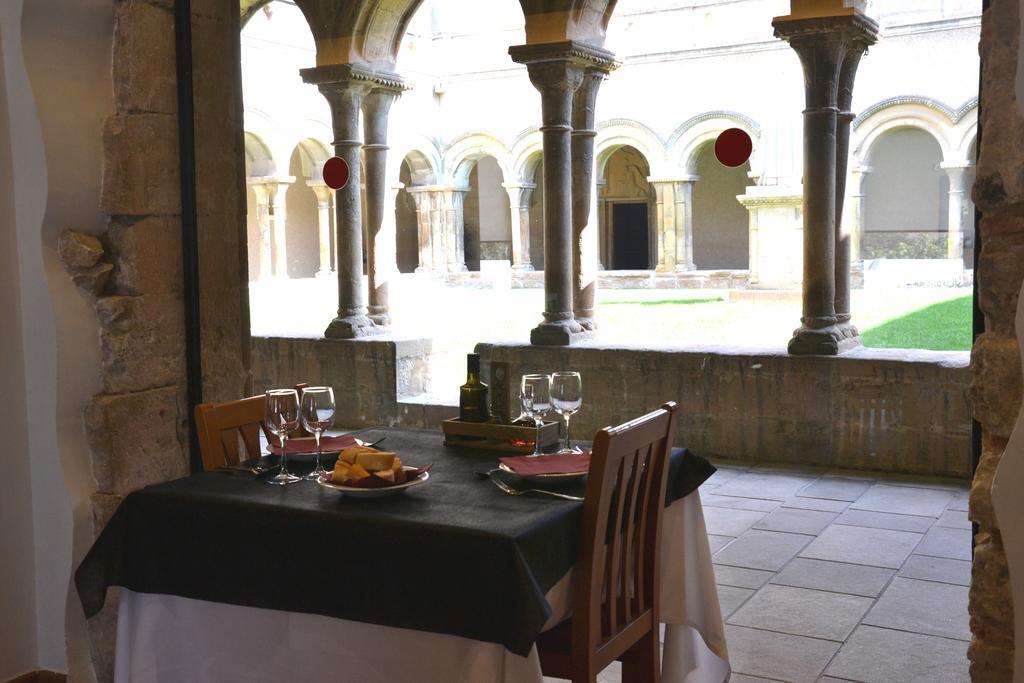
[{"left": 466, "top": 371, "right": 480, "bottom": 383}]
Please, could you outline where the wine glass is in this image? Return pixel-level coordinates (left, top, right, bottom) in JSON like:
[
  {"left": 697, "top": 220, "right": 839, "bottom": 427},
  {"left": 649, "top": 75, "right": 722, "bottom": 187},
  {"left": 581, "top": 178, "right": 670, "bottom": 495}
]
[
  {"left": 265, "top": 389, "right": 301, "bottom": 485},
  {"left": 300, "top": 386, "right": 335, "bottom": 481},
  {"left": 521, "top": 374, "right": 550, "bottom": 456},
  {"left": 550, "top": 371, "right": 583, "bottom": 455}
]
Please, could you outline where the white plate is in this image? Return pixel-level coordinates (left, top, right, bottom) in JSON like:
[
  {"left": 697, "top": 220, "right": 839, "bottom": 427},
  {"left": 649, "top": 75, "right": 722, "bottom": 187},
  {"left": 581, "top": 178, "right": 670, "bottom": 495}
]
[
  {"left": 498, "top": 462, "right": 588, "bottom": 484},
  {"left": 316, "top": 467, "right": 429, "bottom": 498}
]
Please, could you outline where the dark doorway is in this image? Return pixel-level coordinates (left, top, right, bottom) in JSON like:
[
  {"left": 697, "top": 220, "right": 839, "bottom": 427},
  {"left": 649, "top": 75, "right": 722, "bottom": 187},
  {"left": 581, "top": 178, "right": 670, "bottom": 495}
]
[{"left": 611, "top": 203, "right": 649, "bottom": 269}]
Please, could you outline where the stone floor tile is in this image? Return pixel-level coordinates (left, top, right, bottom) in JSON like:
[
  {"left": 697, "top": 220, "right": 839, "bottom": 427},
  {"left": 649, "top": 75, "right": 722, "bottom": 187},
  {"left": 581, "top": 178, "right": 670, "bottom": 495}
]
[
  {"left": 713, "top": 564, "right": 774, "bottom": 589},
  {"left": 824, "top": 625, "right": 969, "bottom": 682},
  {"left": 716, "top": 472, "right": 818, "bottom": 501},
  {"left": 832, "top": 509, "right": 935, "bottom": 533},
  {"left": 701, "top": 494, "right": 781, "bottom": 512},
  {"left": 730, "top": 675, "right": 787, "bottom": 683},
  {"left": 935, "top": 508, "right": 972, "bottom": 530},
  {"left": 713, "top": 529, "right": 813, "bottom": 571},
  {"left": 717, "top": 584, "right": 756, "bottom": 618},
  {"left": 850, "top": 484, "right": 954, "bottom": 517},
  {"left": 728, "top": 584, "right": 873, "bottom": 641},
  {"left": 898, "top": 555, "right": 971, "bottom": 586},
  {"left": 754, "top": 508, "right": 838, "bottom": 535},
  {"left": 770, "top": 558, "right": 895, "bottom": 598},
  {"left": 797, "top": 476, "right": 874, "bottom": 501},
  {"left": 703, "top": 465, "right": 747, "bottom": 489},
  {"left": 863, "top": 577, "right": 970, "bottom": 641},
  {"left": 781, "top": 497, "right": 850, "bottom": 512},
  {"left": 946, "top": 491, "right": 969, "bottom": 512},
  {"left": 915, "top": 525, "right": 972, "bottom": 561},
  {"left": 725, "top": 625, "right": 840, "bottom": 683},
  {"left": 703, "top": 506, "right": 768, "bottom": 536},
  {"left": 707, "top": 534, "right": 735, "bottom": 553},
  {"left": 874, "top": 472, "right": 970, "bottom": 493},
  {"left": 799, "top": 524, "right": 922, "bottom": 569}
]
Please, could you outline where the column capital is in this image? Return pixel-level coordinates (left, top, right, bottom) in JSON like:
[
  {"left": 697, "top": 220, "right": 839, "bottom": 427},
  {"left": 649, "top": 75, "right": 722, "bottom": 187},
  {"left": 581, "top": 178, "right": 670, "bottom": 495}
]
[
  {"left": 508, "top": 40, "right": 618, "bottom": 73},
  {"left": 940, "top": 161, "right": 975, "bottom": 171},
  {"left": 300, "top": 63, "right": 407, "bottom": 92},
  {"left": 501, "top": 182, "right": 538, "bottom": 191},
  {"left": 307, "top": 181, "right": 333, "bottom": 202},
  {"left": 247, "top": 175, "right": 295, "bottom": 188}
]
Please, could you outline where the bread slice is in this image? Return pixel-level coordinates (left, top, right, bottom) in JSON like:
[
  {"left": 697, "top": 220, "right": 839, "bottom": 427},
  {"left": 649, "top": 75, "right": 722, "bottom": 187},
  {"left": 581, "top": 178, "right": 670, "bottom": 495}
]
[{"left": 354, "top": 450, "right": 396, "bottom": 472}]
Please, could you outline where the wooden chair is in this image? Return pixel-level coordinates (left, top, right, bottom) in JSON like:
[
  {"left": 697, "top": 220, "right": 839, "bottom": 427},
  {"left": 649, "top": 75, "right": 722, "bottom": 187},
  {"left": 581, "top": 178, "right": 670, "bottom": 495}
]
[
  {"left": 536, "top": 401, "right": 679, "bottom": 683},
  {"left": 194, "top": 384, "right": 313, "bottom": 471}
]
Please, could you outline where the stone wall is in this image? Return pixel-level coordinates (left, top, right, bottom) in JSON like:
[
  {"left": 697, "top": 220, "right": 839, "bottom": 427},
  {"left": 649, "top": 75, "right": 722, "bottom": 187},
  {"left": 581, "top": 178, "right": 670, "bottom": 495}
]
[
  {"left": 967, "top": 0, "right": 1024, "bottom": 678},
  {"left": 58, "top": 1, "right": 249, "bottom": 680},
  {"left": 479, "top": 343, "right": 972, "bottom": 478}
]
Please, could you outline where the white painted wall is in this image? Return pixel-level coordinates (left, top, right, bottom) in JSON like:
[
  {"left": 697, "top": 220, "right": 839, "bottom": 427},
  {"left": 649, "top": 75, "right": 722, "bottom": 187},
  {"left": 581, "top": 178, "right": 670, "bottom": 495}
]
[{"left": 0, "top": 0, "right": 111, "bottom": 678}]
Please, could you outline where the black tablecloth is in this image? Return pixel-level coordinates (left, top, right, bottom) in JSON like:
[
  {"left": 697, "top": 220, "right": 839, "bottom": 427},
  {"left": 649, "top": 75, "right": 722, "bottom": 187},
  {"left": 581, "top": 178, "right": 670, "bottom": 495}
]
[{"left": 75, "top": 427, "right": 715, "bottom": 656}]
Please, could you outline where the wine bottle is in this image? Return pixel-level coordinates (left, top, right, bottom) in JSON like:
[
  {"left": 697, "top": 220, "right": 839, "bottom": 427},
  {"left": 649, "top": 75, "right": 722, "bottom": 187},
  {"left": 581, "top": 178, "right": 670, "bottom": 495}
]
[{"left": 459, "top": 353, "right": 490, "bottom": 422}]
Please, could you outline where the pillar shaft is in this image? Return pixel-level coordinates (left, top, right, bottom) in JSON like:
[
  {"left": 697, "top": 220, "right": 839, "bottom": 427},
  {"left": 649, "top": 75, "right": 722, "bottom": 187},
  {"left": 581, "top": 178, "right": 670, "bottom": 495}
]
[
  {"left": 835, "top": 48, "right": 866, "bottom": 333},
  {"left": 510, "top": 41, "right": 616, "bottom": 345},
  {"left": 503, "top": 183, "right": 535, "bottom": 271},
  {"left": 774, "top": 14, "right": 877, "bottom": 355},
  {"left": 942, "top": 163, "right": 970, "bottom": 260},
  {"left": 363, "top": 87, "right": 401, "bottom": 326},
  {"left": 652, "top": 179, "right": 696, "bottom": 273},
  {"left": 302, "top": 65, "right": 378, "bottom": 338},
  {"left": 571, "top": 70, "right": 605, "bottom": 330},
  {"left": 249, "top": 182, "right": 274, "bottom": 281},
  {"left": 309, "top": 182, "right": 333, "bottom": 277},
  {"left": 849, "top": 166, "right": 870, "bottom": 261},
  {"left": 269, "top": 182, "right": 291, "bottom": 279}
]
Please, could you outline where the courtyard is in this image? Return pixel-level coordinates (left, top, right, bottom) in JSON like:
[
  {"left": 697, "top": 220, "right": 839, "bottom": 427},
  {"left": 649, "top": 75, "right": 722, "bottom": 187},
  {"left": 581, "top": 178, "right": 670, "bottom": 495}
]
[{"left": 250, "top": 279, "right": 973, "bottom": 399}]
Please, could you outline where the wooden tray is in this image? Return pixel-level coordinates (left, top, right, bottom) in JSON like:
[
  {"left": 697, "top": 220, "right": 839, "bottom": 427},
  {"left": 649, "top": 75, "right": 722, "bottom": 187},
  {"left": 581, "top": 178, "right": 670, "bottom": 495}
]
[{"left": 442, "top": 418, "right": 560, "bottom": 453}]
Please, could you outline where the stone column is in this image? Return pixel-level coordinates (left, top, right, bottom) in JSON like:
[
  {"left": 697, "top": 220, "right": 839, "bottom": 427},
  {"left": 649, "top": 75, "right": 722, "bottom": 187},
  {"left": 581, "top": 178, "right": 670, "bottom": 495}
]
[
  {"left": 444, "top": 187, "right": 469, "bottom": 272},
  {"left": 301, "top": 65, "right": 396, "bottom": 338},
  {"left": 651, "top": 178, "right": 697, "bottom": 272},
  {"left": 849, "top": 165, "right": 870, "bottom": 261},
  {"left": 773, "top": 12, "right": 878, "bottom": 355},
  {"left": 408, "top": 188, "right": 438, "bottom": 272},
  {"left": 363, "top": 86, "right": 403, "bottom": 326},
  {"left": 309, "top": 182, "right": 334, "bottom": 277},
  {"left": 942, "top": 162, "right": 971, "bottom": 260},
  {"left": 571, "top": 67, "right": 614, "bottom": 330},
  {"left": 503, "top": 182, "right": 536, "bottom": 270},
  {"left": 835, "top": 39, "right": 873, "bottom": 338},
  {"left": 248, "top": 180, "right": 274, "bottom": 281},
  {"left": 268, "top": 180, "right": 292, "bottom": 279},
  {"left": 510, "top": 41, "right": 615, "bottom": 345}
]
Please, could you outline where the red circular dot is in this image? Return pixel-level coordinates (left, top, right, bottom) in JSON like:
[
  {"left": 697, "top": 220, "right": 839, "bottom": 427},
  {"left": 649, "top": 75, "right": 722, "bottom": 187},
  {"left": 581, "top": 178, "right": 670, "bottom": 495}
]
[
  {"left": 714, "top": 128, "right": 753, "bottom": 168},
  {"left": 323, "top": 157, "right": 350, "bottom": 190}
]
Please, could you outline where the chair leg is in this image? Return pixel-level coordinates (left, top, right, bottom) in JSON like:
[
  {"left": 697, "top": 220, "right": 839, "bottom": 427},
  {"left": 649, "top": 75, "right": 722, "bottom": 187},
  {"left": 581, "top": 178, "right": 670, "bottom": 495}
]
[{"left": 620, "top": 630, "right": 659, "bottom": 683}]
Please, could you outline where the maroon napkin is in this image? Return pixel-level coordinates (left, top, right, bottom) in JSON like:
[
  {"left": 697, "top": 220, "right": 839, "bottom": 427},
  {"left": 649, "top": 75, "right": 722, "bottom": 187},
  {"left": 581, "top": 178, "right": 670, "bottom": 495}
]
[
  {"left": 268, "top": 434, "right": 357, "bottom": 456},
  {"left": 499, "top": 452, "right": 591, "bottom": 477}
]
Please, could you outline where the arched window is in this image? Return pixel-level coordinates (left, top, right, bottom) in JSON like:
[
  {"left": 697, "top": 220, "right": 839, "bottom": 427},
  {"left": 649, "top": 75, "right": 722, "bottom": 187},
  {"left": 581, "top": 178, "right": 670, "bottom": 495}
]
[{"left": 599, "top": 146, "right": 654, "bottom": 270}]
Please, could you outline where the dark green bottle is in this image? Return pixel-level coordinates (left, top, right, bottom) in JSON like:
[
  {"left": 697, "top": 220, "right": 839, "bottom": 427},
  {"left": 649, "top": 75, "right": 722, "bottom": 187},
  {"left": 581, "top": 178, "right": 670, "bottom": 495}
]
[{"left": 459, "top": 353, "right": 490, "bottom": 422}]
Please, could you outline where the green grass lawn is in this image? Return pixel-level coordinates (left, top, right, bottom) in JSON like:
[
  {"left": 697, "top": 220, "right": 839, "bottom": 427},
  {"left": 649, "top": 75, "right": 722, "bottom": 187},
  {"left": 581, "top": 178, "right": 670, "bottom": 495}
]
[{"left": 860, "top": 295, "right": 972, "bottom": 351}]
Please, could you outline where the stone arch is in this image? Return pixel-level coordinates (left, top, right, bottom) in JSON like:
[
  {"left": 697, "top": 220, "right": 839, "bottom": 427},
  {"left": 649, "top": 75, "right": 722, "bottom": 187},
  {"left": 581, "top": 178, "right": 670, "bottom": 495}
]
[
  {"left": 509, "top": 127, "right": 543, "bottom": 184},
  {"left": 394, "top": 148, "right": 441, "bottom": 274},
  {"left": 519, "top": 0, "right": 617, "bottom": 47},
  {"left": 853, "top": 97, "right": 955, "bottom": 164},
  {"left": 690, "top": 141, "right": 751, "bottom": 269},
  {"left": 285, "top": 139, "right": 332, "bottom": 278},
  {"left": 463, "top": 156, "right": 512, "bottom": 270},
  {"left": 667, "top": 111, "right": 761, "bottom": 177},
  {"left": 391, "top": 141, "right": 441, "bottom": 187},
  {"left": 444, "top": 133, "right": 512, "bottom": 187},
  {"left": 292, "top": 0, "right": 426, "bottom": 69},
  {"left": 595, "top": 119, "right": 667, "bottom": 181},
  {"left": 598, "top": 145, "right": 655, "bottom": 270},
  {"left": 244, "top": 130, "right": 277, "bottom": 178}
]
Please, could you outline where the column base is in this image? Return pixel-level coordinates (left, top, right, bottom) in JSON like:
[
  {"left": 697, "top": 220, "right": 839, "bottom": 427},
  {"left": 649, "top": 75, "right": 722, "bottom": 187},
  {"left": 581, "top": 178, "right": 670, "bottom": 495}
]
[
  {"left": 530, "top": 320, "right": 592, "bottom": 346},
  {"left": 575, "top": 316, "right": 597, "bottom": 332},
  {"left": 674, "top": 263, "right": 697, "bottom": 273},
  {"left": 368, "top": 308, "right": 391, "bottom": 327},
  {"left": 511, "top": 263, "right": 535, "bottom": 272},
  {"left": 324, "top": 315, "right": 382, "bottom": 339},
  {"left": 787, "top": 324, "right": 863, "bottom": 356}
]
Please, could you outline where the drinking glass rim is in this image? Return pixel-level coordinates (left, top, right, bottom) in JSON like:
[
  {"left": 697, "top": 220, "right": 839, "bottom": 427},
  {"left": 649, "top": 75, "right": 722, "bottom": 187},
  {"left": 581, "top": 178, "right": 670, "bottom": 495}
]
[
  {"left": 267, "top": 388, "right": 298, "bottom": 396},
  {"left": 522, "top": 373, "right": 549, "bottom": 380},
  {"left": 551, "top": 371, "right": 580, "bottom": 378},
  {"left": 300, "top": 386, "right": 333, "bottom": 394}
]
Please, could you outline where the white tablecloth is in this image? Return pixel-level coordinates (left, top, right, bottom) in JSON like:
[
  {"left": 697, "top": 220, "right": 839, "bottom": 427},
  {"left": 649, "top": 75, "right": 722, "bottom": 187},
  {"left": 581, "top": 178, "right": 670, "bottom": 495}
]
[{"left": 114, "top": 491, "right": 730, "bottom": 683}]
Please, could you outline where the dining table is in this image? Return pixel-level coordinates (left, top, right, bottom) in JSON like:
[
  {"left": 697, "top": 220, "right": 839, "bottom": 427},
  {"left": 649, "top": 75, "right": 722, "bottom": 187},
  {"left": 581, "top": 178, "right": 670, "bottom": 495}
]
[{"left": 76, "top": 426, "right": 730, "bottom": 683}]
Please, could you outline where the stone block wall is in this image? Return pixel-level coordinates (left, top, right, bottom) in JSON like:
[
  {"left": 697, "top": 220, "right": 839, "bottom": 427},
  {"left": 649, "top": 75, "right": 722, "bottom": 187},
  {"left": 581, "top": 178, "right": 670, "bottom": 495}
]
[
  {"left": 967, "top": 0, "right": 1024, "bottom": 678},
  {"left": 478, "top": 343, "right": 972, "bottom": 478},
  {"left": 58, "top": 2, "right": 250, "bottom": 680}
]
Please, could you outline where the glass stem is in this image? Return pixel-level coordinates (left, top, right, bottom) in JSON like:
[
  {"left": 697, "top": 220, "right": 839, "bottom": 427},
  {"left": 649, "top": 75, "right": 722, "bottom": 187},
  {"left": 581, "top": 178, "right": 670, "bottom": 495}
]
[
  {"left": 563, "top": 414, "right": 571, "bottom": 451},
  {"left": 279, "top": 433, "right": 288, "bottom": 475},
  {"left": 534, "top": 418, "right": 543, "bottom": 456},
  {"left": 314, "top": 430, "right": 323, "bottom": 473}
]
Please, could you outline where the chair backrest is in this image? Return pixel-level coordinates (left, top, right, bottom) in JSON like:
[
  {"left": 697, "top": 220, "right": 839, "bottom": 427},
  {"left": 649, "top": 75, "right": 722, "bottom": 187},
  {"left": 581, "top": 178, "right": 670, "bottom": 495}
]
[
  {"left": 572, "top": 401, "right": 679, "bottom": 671},
  {"left": 194, "top": 395, "right": 272, "bottom": 471}
]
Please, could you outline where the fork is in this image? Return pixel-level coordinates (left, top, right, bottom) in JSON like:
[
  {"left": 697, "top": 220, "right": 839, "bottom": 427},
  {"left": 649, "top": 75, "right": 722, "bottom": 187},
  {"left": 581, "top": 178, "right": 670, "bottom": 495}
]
[{"left": 489, "top": 476, "right": 583, "bottom": 502}]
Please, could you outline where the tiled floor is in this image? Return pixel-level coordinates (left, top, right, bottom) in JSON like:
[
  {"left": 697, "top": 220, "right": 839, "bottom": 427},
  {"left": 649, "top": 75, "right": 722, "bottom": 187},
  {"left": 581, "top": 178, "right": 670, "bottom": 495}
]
[{"left": 546, "top": 462, "right": 972, "bottom": 683}]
